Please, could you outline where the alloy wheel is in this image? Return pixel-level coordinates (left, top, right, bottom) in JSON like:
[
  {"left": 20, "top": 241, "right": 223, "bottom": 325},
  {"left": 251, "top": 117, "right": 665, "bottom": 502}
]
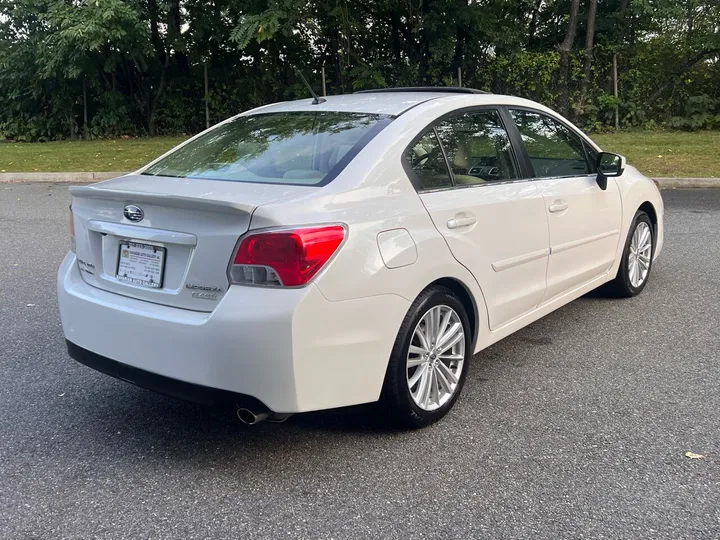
[
  {"left": 406, "top": 305, "right": 465, "bottom": 411},
  {"left": 628, "top": 221, "right": 652, "bottom": 288}
]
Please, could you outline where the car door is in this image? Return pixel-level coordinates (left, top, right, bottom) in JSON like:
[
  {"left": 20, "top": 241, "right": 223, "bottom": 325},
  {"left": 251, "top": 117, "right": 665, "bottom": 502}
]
[
  {"left": 406, "top": 108, "right": 550, "bottom": 331},
  {"left": 508, "top": 109, "right": 622, "bottom": 303}
]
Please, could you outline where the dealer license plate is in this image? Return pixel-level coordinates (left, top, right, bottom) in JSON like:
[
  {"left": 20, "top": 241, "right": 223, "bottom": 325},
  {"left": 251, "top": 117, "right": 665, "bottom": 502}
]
[{"left": 116, "top": 241, "right": 166, "bottom": 288}]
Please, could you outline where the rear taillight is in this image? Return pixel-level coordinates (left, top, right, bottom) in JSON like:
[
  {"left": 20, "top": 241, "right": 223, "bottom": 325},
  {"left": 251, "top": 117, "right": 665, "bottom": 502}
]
[
  {"left": 69, "top": 205, "right": 76, "bottom": 253},
  {"left": 229, "top": 225, "right": 346, "bottom": 287}
]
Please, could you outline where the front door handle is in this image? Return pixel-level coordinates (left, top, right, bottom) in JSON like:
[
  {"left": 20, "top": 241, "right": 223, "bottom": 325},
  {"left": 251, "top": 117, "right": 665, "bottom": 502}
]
[
  {"left": 447, "top": 213, "right": 477, "bottom": 229},
  {"left": 548, "top": 200, "right": 569, "bottom": 213}
]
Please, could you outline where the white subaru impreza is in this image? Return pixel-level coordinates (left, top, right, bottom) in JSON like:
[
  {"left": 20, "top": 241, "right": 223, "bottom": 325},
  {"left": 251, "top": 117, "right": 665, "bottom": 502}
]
[{"left": 58, "top": 88, "right": 664, "bottom": 428}]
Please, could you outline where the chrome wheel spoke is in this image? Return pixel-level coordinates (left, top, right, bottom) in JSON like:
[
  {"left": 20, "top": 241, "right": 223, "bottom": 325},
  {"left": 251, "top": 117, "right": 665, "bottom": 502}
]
[
  {"left": 406, "top": 304, "right": 465, "bottom": 411},
  {"left": 437, "top": 326, "right": 464, "bottom": 355},
  {"left": 436, "top": 359, "right": 459, "bottom": 385},
  {"left": 434, "top": 365, "right": 453, "bottom": 394},
  {"left": 409, "top": 363, "right": 427, "bottom": 389},
  {"left": 409, "top": 344, "right": 429, "bottom": 356},
  {"left": 436, "top": 321, "right": 461, "bottom": 350},
  {"left": 426, "top": 306, "right": 439, "bottom": 346},
  {"left": 407, "top": 354, "right": 427, "bottom": 368},
  {"left": 430, "top": 367, "right": 440, "bottom": 406},
  {"left": 437, "top": 309, "right": 452, "bottom": 345},
  {"left": 415, "top": 325, "right": 431, "bottom": 352},
  {"left": 417, "top": 366, "right": 432, "bottom": 408},
  {"left": 439, "top": 353, "right": 464, "bottom": 362}
]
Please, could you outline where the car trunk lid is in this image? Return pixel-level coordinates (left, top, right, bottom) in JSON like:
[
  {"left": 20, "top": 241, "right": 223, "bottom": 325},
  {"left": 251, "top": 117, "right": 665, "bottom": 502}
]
[{"left": 70, "top": 174, "right": 313, "bottom": 311}]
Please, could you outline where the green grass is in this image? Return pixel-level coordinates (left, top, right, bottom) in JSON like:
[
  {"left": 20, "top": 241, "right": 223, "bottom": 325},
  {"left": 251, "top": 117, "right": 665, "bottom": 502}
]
[
  {"left": 592, "top": 131, "right": 720, "bottom": 178},
  {"left": 0, "top": 137, "right": 187, "bottom": 173},
  {"left": 1, "top": 131, "right": 718, "bottom": 177}
]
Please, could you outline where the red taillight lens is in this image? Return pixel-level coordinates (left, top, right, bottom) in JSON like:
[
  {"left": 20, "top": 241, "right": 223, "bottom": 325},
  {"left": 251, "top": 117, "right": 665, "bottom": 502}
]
[
  {"left": 69, "top": 206, "right": 76, "bottom": 252},
  {"left": 230, "top": 225, "right": 345, "bottom": 287}
]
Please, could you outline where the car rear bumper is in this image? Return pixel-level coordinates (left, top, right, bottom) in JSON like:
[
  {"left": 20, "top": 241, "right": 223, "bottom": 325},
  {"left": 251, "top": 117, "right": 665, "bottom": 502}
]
[
  {"left": 66, "top": 339, "right": 269, "bottom": 409},
  {"left": 57, "top": 253, "right": 409, "bottom": 413}
]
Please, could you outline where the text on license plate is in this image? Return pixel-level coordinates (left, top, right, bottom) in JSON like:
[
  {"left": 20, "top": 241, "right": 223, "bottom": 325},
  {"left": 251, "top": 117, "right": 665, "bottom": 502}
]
[{"left": 117, "top": 241, "right": 166, "bottom": 288}]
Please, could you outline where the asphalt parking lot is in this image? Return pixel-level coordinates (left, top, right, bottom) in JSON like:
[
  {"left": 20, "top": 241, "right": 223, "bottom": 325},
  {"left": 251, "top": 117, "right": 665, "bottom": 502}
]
[{"left": 1, "top": 184, "right": 718, "bottom": 539}]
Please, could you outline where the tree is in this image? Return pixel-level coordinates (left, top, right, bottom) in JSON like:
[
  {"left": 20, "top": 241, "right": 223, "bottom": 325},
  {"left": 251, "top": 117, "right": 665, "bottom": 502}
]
[
  {"left": 1, "top": 0, "right": 719, "bottom": 141},
  {"left": 576, "top": 0, "right": 597, "bottom": 116},
  {"left": 557, "top": 0, "right": 581, "bottom": 117}
]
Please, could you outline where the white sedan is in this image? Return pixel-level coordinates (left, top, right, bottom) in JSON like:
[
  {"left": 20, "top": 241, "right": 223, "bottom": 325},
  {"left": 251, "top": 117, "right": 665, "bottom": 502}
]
[{"left": 58, "top": 88, "right": 664, "bottom": 428}]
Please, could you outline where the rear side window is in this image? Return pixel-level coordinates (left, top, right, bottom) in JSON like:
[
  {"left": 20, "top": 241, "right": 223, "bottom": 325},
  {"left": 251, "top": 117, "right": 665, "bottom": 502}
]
[
  {"left": 435, "top": 110, "right": 518, "bottom": 185},
  {"left": 404, "top": 130, "right": 453, "bottom": 190},
  {"left": 510, "top": 110, "right": 591, "bottom": 178},
  {"left": 143, "top": 112, "right": 391, "bottom": 185}
]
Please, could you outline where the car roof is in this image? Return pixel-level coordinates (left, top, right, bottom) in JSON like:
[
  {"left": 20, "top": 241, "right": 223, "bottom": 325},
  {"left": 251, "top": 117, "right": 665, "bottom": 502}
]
[
  {"left": 246, "top": 92, "right": 450, "bottom": 116},
  {"left": 246, "top": 89, "right": 547, "bottom": 118}
]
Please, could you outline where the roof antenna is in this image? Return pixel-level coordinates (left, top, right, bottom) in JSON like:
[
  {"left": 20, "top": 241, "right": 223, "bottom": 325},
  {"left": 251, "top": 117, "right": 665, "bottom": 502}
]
[{"left": 294, "top": 68, "right": 326, "bottom": 105}]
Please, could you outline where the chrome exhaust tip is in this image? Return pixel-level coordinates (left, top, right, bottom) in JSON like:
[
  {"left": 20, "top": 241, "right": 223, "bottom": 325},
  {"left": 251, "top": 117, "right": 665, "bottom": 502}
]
[{"left": 236, "top": 408, "right": 271, "bottom": 425}]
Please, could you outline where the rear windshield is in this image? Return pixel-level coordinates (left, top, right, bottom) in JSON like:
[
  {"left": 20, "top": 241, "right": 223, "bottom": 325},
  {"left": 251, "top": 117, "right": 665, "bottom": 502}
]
[{"left": 142, "top": 111, "right": 392, "bottom": 185}]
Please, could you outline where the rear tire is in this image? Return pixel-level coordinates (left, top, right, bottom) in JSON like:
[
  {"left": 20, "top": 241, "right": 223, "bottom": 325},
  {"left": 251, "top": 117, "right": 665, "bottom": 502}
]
[
  {"left": 380, "top": 286, "right": 472, "bottom": 429},
  {"left": 604, "top": 210, "right": 654, "bottom": 298}
]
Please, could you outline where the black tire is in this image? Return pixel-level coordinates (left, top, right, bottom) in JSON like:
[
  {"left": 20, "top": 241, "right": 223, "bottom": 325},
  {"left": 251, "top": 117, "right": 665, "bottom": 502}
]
[
  {"left": 604, "top": 210, "right": 654, "bottom": 298},
  {"left": 380, "top": 286, "right": 472, "bottom": 429}
]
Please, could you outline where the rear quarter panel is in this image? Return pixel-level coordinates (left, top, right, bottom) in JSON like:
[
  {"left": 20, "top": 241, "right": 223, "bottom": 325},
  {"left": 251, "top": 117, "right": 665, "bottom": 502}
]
[{"left": 248, "top": 110, "right": 491, "bottom": 351}]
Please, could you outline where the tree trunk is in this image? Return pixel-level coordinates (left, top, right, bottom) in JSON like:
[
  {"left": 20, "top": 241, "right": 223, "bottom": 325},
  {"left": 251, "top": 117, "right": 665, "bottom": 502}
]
[
  {"left": 577, "top": 0, "right": 598, "bottom": 116},
  {"left": 389, "top": 11, "right": 403, "bottom": 66},
  {"left": 210, "top": 0, "right": 221, "bottom": 67},
  {"left": 557, "top": 0, "right": 581, "bottom": 117},
  {"left": 147, "top": 64, "right": 167, "bottom": 136},
  {"left": 147, "top": 0, "right": 166, "bottom": 64},
  {"left": 527, "top": 0, "right": 544, "bottom": 49},
  {"left": 452, "top": 26, "right": 465, "bottom": 84},
  {"left": 68, "top": 109, "right": 76, "bottom": 140},
  {"left": 82, "top": 77, "right": 88, "bottom": 138},
  {"left": 329, "top": 27, "right": 344, "bottom": 93},
  {"left": 418, "top": 0, "right": 431, "bottom": 84},
  {"left": 168, "top": 0, "right": 189, "bottom": 76}
]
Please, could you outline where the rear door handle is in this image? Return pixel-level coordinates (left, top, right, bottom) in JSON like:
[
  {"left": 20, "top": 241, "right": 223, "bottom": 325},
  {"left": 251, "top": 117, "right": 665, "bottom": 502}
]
[
  {"left": 548, "top": 200, "right": 569, "bottom": 213},
  {"left": 447, "top": 213, "right": 477, "bottom": 229}
]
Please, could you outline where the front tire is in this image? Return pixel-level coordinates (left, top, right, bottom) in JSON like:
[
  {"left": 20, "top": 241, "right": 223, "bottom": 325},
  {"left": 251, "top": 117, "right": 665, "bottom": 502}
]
[
  {"left": 605, "top": 210, "right": 654, "bottom": 298},
  {"left": 381, "top": 286, "right": 472, "bottom": 428}
]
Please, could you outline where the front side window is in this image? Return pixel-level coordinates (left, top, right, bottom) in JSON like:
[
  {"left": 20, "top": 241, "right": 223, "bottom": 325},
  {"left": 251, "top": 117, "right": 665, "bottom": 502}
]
[
  {"left": 404, "top": 130, "right": 453, "bottom": 190},
  {"left": 435, "top": 110, "right": 518, "bottom": 185},
  {"left": 143, "top": 112, "right": 391, "bottom": 185},
  {"left": 510, "top": 110, "right": 592, "bottom": 178}
]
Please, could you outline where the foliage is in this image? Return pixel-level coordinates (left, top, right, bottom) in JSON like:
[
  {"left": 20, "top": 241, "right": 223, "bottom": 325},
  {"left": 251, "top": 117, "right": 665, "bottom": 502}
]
[
  {"left": 5, "top": 131, "right": 720, "bottom": 178},
  {"left": 0, "top": 0, "right": 719, "bottom": 141}
]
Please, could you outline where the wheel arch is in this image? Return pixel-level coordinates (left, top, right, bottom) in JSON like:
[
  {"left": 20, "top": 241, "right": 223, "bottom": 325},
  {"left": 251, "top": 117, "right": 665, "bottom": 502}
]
[
  {"left": 610, "top": 172, "right": 664, "bottom": 279},
  {"left": 638, "top": 200, "right": 658, "bottom": 233},
  {"left": 425, "top": 277, "right": 480, "bottom": 351}
]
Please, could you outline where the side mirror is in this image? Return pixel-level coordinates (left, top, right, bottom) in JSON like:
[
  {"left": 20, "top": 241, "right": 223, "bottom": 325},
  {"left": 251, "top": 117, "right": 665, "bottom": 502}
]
[{"left": 596, "top": 152, "right": 625, "bottom": 190}]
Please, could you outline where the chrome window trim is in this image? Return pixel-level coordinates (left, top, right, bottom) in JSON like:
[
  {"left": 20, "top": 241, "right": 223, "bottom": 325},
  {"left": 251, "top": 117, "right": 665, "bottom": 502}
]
[
  {"left": 403, "top": 106, "right": 525, "bottom": 193},
  {"left": 506, "top": 107, "right": 597, "bottom": 180}
]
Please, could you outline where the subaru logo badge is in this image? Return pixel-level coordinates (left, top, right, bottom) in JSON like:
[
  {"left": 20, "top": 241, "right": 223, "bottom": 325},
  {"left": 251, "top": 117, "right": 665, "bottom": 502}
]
[{"left": 123, "top": 205, "right": 144, "bottom": 223}]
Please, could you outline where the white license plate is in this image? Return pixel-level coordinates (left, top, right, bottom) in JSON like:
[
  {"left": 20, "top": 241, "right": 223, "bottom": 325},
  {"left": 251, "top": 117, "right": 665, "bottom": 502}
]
[{"left": 117, "top": 241, "right": 166, "bottom": 288}]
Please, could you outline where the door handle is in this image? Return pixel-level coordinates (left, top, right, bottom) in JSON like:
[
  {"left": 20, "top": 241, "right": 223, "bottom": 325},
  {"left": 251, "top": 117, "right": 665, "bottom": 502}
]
[
  {"left": 447, "top": 213, "right": 477, "bottom": 229},
  {"left": 548, "top": 200, "right": 569, "bottom": 213}
]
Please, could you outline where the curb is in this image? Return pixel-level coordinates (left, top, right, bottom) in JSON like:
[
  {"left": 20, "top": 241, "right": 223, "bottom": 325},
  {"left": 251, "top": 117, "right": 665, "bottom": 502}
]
[
  {"left": 0, "top": 172, "right": 718, "bottom": 188},
  {"left": 652, "top": 178, "right": 719, "bottom": 189},
  {"left": 0, "top": 172, "right": 129, "bottom": 183}
]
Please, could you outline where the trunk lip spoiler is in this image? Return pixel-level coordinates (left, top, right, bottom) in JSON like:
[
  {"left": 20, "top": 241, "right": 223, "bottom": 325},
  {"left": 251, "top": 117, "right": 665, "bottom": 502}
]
[{"left": 69, "top": 185, "right": 258, "bottom": 215}]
